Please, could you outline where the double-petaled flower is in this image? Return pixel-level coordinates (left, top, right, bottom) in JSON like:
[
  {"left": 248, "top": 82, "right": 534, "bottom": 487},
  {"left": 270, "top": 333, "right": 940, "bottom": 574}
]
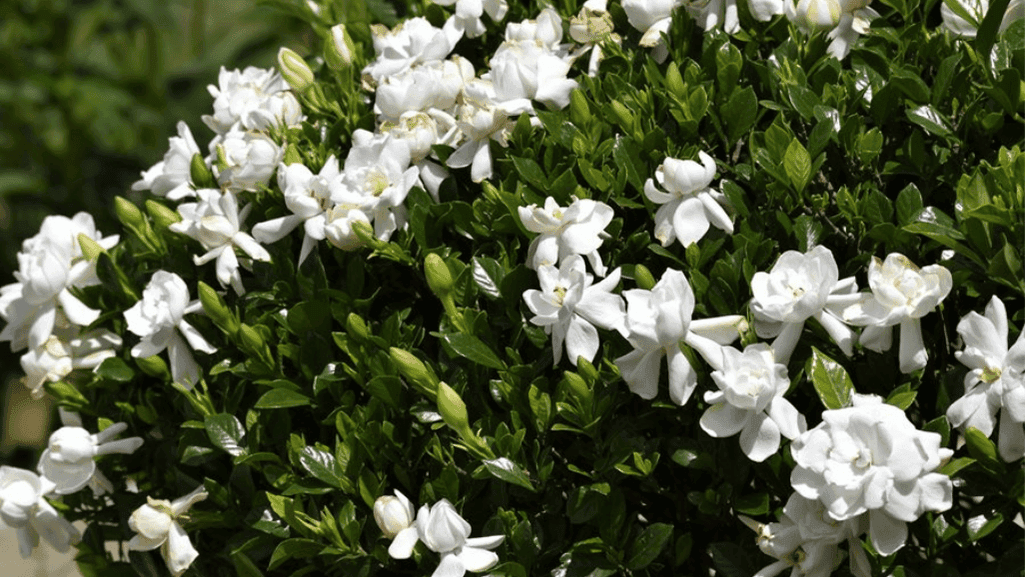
[
  {"left": 523, "top": 255, "right": 625, "bottom": 366},
  {"left": 839, "top": 253, "right": 952, "bottom": 373},
  {"left": 644, "top": 151, "right": 733, "bottom": 248},
  {"left": 0, "top": 466, "right": 81, "bottom": 558},
  {"left": 38, "top": 415, "right": 143, "bottom": 496},
  {"left": 132, "top": 121, "right": 201, "bottom": 200},
  {"left": 785, "top": 0, "right": 880, "bottom": 59},
  {"left": 202, "top": 66, "right": 301, "bottom": 134},
  {"left": 170, "top": 189, "right": 272, "bottom": 295},
  {"left": 124, "top": 271, "right": 217, "bottom": 389},
  {"left": 518, "top": 196, "right": 614, "bottom": 277},
  {"left": 749, "top": 245, "right": 859, "bottom": 364},
  {"left": 615, "top": 268, "right": 745, "bottom": 405},
  {"left": 128, "top": 486, "right": 208, "bottom": 577},
  {"left": 790, "top": 394, "right": 953, "bottom": 556},
  {"left": 700, "top": 344, "right": 806, "bottom": 462},
  {"left": 947, "top": 296, "right": 1025, "bottom": 462}
]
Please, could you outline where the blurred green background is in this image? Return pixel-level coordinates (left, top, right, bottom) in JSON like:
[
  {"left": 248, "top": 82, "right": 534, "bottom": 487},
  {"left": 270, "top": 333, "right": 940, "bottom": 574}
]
[{"left": 0, "top": 0, "right": 310, "bottom": 463}]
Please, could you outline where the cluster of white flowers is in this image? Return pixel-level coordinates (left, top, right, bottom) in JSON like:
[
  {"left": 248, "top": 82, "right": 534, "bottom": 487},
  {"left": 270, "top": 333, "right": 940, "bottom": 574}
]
[
  {"left": 0, "top": 410, "right": 143, "bottom": 559},
  {"left": 0, "top": 213, "right": 121, "bottom": 398},
  {"left": 375, "top": 490, "right": 505, "bottom": 577}
]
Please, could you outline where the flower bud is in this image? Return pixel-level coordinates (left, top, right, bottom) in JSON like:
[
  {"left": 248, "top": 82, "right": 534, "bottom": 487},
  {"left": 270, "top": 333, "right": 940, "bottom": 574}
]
[
  {"left": 633, "top": 263, "right": 656, "bottom": 290},
  {"left": 569, "top": 89, "right": 591, "bottom": 126},
  {"left": 437, "top": 382, "right": 470, "bottom": 435},
  {"left": 189, "top": 153, "right": 216, "bottom": 189},
  {"left": 424, "top": 253, "right": 455, "bottom": 297},
  {"left": 374, "top": 491, "right": 414, "bottom": 538},
  {"left": 77, "top": 233, "right": 105, "bottom": 261},
  {"left": 278, "top": 47, "right": 315, "bottom": 93},
  {"left": 114, "top": 196, "right": 146, "bottom": 231},
  {"left": 346, "top": 313, "right": 371, "bottom": 342},
  {"left": 390, "top": 347, "right": 438, "bottom": 395},
  {"left": 135, "top": 354, "right": 170, "bottom": 380},
  {"left": 145, "top": 199, "right": 182, "bottom": 228},
  {"left": 198, "top": 281, "right": 239, "bottom": 335},
  {"left": 325, "top": 24, "right": 356, "bottom": 70}
]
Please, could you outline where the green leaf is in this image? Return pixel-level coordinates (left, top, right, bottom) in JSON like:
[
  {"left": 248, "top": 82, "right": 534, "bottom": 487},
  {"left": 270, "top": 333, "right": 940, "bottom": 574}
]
[
  {"left": 965, "top": 427, "right": 1004, "bottom": 469},
  {"left": 511, "top": 156, "right": 547, "bottom": 191},
  {"left": 471, "top": 257, "right": 504, "bottom": 299},
  {"left": 612, "top": 136, "right": 646, "bottom": 192},
  {"left": 626, "top": 523, "right": 673, "bottom": 570},
  {"left": 939, "top": 457, "right": 976, "bottom": 477},
  {"left": 267, "top": 538, "right": 324, "bottom": 570},
  {"left": 968, "top": 513, "right": 1004, "bottom": 542},
  {"left": 204, "top": 413, "right": 246, "bottom": 457},
  {"left": 440, "top": 333, "right": 506, "bottom": 370},
  {"left": 885, "top": 384, "right": 917, "bottom": 410},
  {"left": 724, "top": 87, "right": 758, "bottom": 144},
  {"left": 482, "top": 457, "right": 536, "bottom": 491},
  {"left": 96, "top": 357, "right": 135, "bottom": 382},
  {"left": 299, "top": 446, "right": 348, "bottom": 490},
  {"left": 528, "top": 384, "right": 552, "bottom": 432},
  {"left": 906, "top": 105, "right": 953, "bottom": 138},
  {"left": 709, "top": 542, "right": 755, "bottom": 577},
  {"left": 858, "top": 128, "right": 884, "bottom": 162},
  {"left": 734, "top": 493, "right": 769, "bottom": 516},
  {"left": 895, "top": 184, "right": 924, "bottom": 226},
  {"left": 806, "top": 347, "right": 853, "bottom": 410},
  {"left": 254, "top": 388, "right": 312, "bottom": 409},
  {"left": 784, "top": 138, "right": 811, "bottom": 192},
  {"left": 975, "top": 0, "right": 1012, "bottom": 65}
]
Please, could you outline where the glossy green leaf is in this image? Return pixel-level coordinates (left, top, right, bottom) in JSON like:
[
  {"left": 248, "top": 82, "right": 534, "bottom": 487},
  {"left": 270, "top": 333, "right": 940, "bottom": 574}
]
[{"left": 806, "top": 347, "right": 854, "bottom": 410}]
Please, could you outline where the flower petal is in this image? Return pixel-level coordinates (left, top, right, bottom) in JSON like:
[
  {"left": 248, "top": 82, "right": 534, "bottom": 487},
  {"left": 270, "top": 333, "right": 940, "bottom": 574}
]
[
  {"left": 868, "top": 509, "right": 907, "bottom": 556},
  {"left": 740, "top": 413, "right": 781, "bottom": 462},
  {"left": 388, "top": 526, "right": 419, "bottom": 559},
  {"left": 455, "top": 545, "right": 500, "bottom": 572},
  {"left": 671, "top": 196, "right": 711, "bottom": 247}
]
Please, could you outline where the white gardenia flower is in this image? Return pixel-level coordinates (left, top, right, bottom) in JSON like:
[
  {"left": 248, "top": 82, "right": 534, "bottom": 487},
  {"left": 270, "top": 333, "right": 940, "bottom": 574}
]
[
  {"left": 445, "top": 79, "right": 519, "bottom": 183},
  {"left": 170, "top": 189, "right": 272, "bottom": 295},
  {"left": 414, "top": 499, "right": 505, "bottom": 577},
  {"left": 375, "top": 57, "right": 475, "bottom": 123},
  {"left": 487, "top": 34, "right": 578, "bottom": 111},
  {"left": 840, "top": 253, "right": 952, "bottom": 373},
  {"left": 252, "top": 156, "right": 342, "bottom": 265},
  {"left": 20, "top": 318, "right": 121, "bottom": 399},
  {"left": 941, "top": 0, "right": 1023, "bottom": 37},
  {"left": 785, "top": 0, "right": 880, "bottom": 59},
  {"left": 128, "top": 486, "right": 208, "bottom": 577},
  {"left": 212, "top": 128, "right": 284, "bottom": 193},
  {"left": 622, "top": 0, "right": 682, "bottom": 60},
  {"left": 435, "top": 0, "right": 509, "bottom": 38},
  {"left": 700, "top": 344, "right": 806, "bottom": 462},
  {"left": 790, "top": 394, "right": 954, "bottom": 556},
  {"left": 124, "top": 271, "right": 217, "bottom": 389},
  {"left": 523, "top": 255, "right": 625, "bottom": 366},
  {"left": 382, "top": 111, "right": 458, "bottom": 201},
  {"left": 644, "top": 151, "right": 733, "bottom": 248},
  {"left": 323, "top": 130, "right": 420, "bottom": 251},
  {"left": 947, "top": 296, "right": 1025, "bottom": 462},
  {"left": 132, "top": 121, "right": 201, "bottom": 200},
  {"left": 569, "top": 0, "right": 622, "bottom": 76},
  {"left": 376, "top": 490, "right": 422, "bottom": 559},
  {"left": 0, "top": 213, "right": 118, "bottom": 352},
  {"left": 746, "top": 492, "right": 870, "bottom": 577},
  {"left": 38, "top": 421, "right": 143, "bottom": 496},
  {"left": 0, "top": 466, "right": 81, "bottom": 558},
  {"left": 518, "top": 196, "right": 614, "bottom": 277},
  {"left": 750, "top": 245, "right": 859, "bottom": 364},
  {"left": 364, "top": 17, "right": 461, "bottom": 84},
  {"left": 202, "top": 66, "right": 302, "bottom": 134},
  {"left": 614, "top": 268, "right": 745, "bottom": 405},
  {"left": 684, "top": 0, "right": 784, "bottom": 33}
]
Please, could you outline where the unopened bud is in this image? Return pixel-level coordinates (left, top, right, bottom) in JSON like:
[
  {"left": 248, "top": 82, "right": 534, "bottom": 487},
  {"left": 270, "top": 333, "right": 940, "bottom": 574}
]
[
  {"left": 189, "top": 153, "right": 216, "bottom": 189},
  {"left": 325, "top": 24, "right": 356, "bottom": 70},
  {"left": 77, "top": 233, "right": 105, "bottom": 261},
  {"left": 373, "top": 491, "right": 414, "bottom": 539},
  {"left": 437, "top": 382, "right": 470, "bottom": 435},
  {"left": 278, "top": 47, "right": 315, "bottom": 92},
  {"left": 114, "top": 197, "right": 146, "bottom": 231},
  {"left": 424, "top": 253, "right": 455, "bottom": 297},
  {"left": 633, "top": 264, "right": 656, "bottom": 290},
  {"left": 135, "top": 354, "right": 170, "bottom": 380},
  {"left": 145, "top": 199, "right": 182, "bottom": 228},
  {"left": 390, "top": 347, "right": 438, "bottom": 395},
  {"left": 569, "top": 89, "right": 591, "bottom": 126},
  {"left": 347, "top": 313, "right": 371, "bottom": 342},
  {"left": 198, "top": 281, "right": 239, "bottom": 335}
]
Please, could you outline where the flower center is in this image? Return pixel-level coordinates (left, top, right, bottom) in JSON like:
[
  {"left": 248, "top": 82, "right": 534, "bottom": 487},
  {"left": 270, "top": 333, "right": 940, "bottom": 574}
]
[
  {"left": 553, "top": 285, "right": 567, "bottom": 306},
  {"left": 980, "top": 367, "right": 1002, "bottom": 384}
]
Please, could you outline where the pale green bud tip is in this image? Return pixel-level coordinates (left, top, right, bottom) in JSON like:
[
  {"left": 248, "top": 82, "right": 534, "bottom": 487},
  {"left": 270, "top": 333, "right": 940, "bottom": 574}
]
[
  {"left": 238, "top": 324, "right": 265, "bottom": 349},
  {"left": 189, "top": 153, "right": 215, "bottom": 189},
  {"left": 634, "top": 264, "right": 656, "bottom": 291},
  {"left": 77, "top": 233, "right": 104, "bottom": 260},
  {"left": 424, "top": 253, "right": 455, "bottom": 296},
  {"left": 390, "top": 348, "right": 431, "bottom": 382},
  {"left": 114, "top": 197, "right": 145, "bottom": 228},
  {"left": 326, "top": 24, "right": 355, "bottom": 70},
  {"left": 145, "top": 200, "right": 182, "bottom": 227},
  {"left": 278, "top": 47, "right": 315, "bottom": 92},
  {"left": 437, "top": 382, "right": 470, "bottom": 432}
]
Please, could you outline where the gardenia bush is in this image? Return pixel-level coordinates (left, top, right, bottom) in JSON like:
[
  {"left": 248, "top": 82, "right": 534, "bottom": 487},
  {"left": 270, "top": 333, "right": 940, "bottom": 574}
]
[{"left": 0, "top": 0, "right": 1022, "bottom": 575}]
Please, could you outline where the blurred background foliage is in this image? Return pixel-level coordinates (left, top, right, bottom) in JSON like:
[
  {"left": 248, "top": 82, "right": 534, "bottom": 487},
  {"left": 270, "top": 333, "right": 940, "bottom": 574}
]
[{"left": 0, "top": 0, "right": 311, "bottom": 462}]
